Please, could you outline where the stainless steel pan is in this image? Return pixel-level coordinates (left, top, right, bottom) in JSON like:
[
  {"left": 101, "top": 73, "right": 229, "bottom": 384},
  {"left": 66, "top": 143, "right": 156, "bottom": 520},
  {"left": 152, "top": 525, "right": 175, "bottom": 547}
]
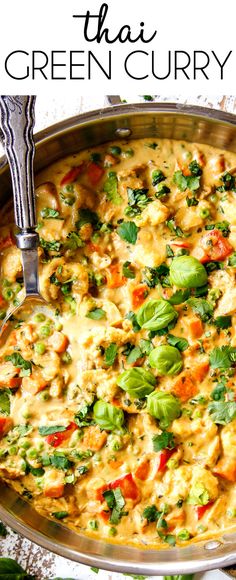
[{"left": 1, "top": 101, "right": 236, "bottom": 576}]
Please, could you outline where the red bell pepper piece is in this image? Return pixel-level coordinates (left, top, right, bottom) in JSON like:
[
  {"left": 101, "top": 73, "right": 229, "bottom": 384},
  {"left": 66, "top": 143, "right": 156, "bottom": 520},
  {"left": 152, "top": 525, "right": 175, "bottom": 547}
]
[
  {"left": 195, "top": 501, "right": 214, "bottom": 520},
  {"left": 46, "top": 422, "right": 77, "bottom": 447},
  {"left": 60, "top": 164, "right": 84, "bottom": 187},
  {"left": 132, "top": 285, "right": 149, "bottom": 309},
  {"left": 156, "top": 448, "right": 175, "bottom": 473},
  {"left": 0, "top": 417, "right": 13, "bottom": 438},
  {"left": 109, "top": 473, "right": 139, "bottom": 500},
  {"left": 87, "top": 162, "right": 104, "bottom": 186}
]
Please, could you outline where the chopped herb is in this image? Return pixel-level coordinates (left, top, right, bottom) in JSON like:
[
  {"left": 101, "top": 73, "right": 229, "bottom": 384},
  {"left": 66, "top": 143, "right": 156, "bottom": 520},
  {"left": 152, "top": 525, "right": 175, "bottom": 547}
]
[
  {"left": 117, "top": 221, "right": 139, "bottom": 245},
  {"left": 147, "top": 142, "right": 158, "bottom": 149},
  {"left": 167, "top": 334, "right": 189, "bottom": 352},
  {"left": 60, "top": 190, "right": 76, "bottom": 206},
  {"left": 214, "top": 315, "right": 232, "bottom": 329},
  {"left": 77, "top": 465, "right": 89, "bottom": 476},
  {"left": 103, "top": 486, "right": 125, "bottom": 525},
  {"left": 186, "top": 196, "right": 199, "bottom": 206},
  {"left": 173, "top": 170, "right": 201, "bottom": 192},
  {"left": 86, "top": 308, "right": 106, "bottom": 320},
  {"left": 104, "top": 343, "right": 118, "bottom": 366},
  {"left": 126, "top": 346, "right": 142, "bottom": 364},
  {"left": 166, "top": 218, "right": 186, "bottom": 238},
  {"left": 27, "top": 463, "right": 45, "bottom": 477},
  {"left": 122, "top": 261, "right": 135, "bottom": 279},
  {"left": 216, "top": 172, "right": 236, "bottom": 192},
  {"left": 211, "top": 380, "right": 227, "bottom": 401},
  {"left": 52, "top": 511, "right": 68, "bottom": 519},
  {"left": 125, "top": 187, "right": 151, "bottom": 218},
  {"left": 39, "top": 238, "right": 62, "bottom": 253},
  {"left": 142, "top": 505, "right": 159, "bottom": 522},
  {"left": 169, "top": 289, "right": 190, "bottom": 305},
  {"left": 152, "top": 431, "right": 175, "bottom": 452},
  {"left": 104, "top": 172, "right": 122, "bottom": 205},
  {"left": 228, "top": 252, "right": 236, "bottom": 267},
  {"left": 205, "top": 261, "right": 224, "bottom": 274},
  {"left": 205, "top": 220, "right": 230, "bottom": 237},
  {"left": 188, "top": 160, "right": 203, "bottom": 176},
  {"left": 39, "top": 425, "right": 67, "bottom": 436},
  {"left": 65, "top": 231, "right": 85, "bottom": 250},
  {"left": 125, "top": 311, "right": 141, "bottom": 333},
  {"left": 155, "top": 185, "right": 171, "bottom": 199},
  {"left": 91, "top": 567, "right": 99, "bottom": 574},
  {"left": 0, "top": 390, "right": 10, "bottom": 416},
  {"left": 187, "top": 298, "right": 213, "bottom": 322},
  {"left": 74, "top": 405, "right": 94, "bottom": 427},
  {"left": 76, "top": 208, "right": 99, "bottom": 229},
  {"left": 50, "top": 453, "right": 73, "bottom": 471},
  {"left": 0, "top": 522, "right": 7, "bottom": 537},
  {"left": 139, "top": 339, "right": 153, "bottom": 355},
  {"left": 5, "top": 353, "right": 32, "bottom": 375},
  {"left": 152, "top": 169, "right": 165, "bottom": 186},
  {"left": 40, "top": 207, "right": 61, "bottom": 219},
  {"left": 142, "top": 264, "right": 169, "bottom": 288},
  {"left": 209, "top": 345, "right": 236, "bottom": 370}
]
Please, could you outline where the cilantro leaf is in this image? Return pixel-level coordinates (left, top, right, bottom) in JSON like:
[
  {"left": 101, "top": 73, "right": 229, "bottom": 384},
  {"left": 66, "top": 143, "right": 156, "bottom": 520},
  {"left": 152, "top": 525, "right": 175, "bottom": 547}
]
[
  {"left": 117, "top": 221, "right": 139, "bottom": 245},
  {"left": 76, "top": 208, "right": 99, "bottom": 229},
  {"left": 125, "top": 187, "right": 151, "bottom": 217},
  {"left": 205, "top": 220, "right": 230, "bottom": 237},
  {"left": 209, "top": 345, "right": 236, "bottom": 370},
  {"left": 40, "top": 207, "right": 61, "bottom": 219},
  {"left": 39, "top": 238, "right": 62, "bottom": 252},
  {"left": 152, "top": 170, "right": 165, "bottom": 186},
  {"left": 142, "top": 505, "right": 159, "bottom": 522},
  {"left": 169, "top": 289, "right": 190, "bottom": 305},
  {"left": 122, "top": 261, "right": 135, "bottom": 279},
  {"left": 152, "top": 431, "right": 175, "bottom": 452},
  {"left": 0, "top": 390, "right": 10, "bottom": 416},
  {"left": 208, "top": 401, "right": 236, "bottom": 425},
  {"left": 214, "top": 316, "right": 232, "bottom": 329},
  {"left": 50, "top": 453, "right": 73, "bottom": 470},
  {"left": 5, "top": 353, "right": 32, "bottom": 374},
  {"left": 187, "top": 298, "right": 213, "bottom": 322},
  {"left": 39, "top": 425, "right": 67, "bottom": 436}
]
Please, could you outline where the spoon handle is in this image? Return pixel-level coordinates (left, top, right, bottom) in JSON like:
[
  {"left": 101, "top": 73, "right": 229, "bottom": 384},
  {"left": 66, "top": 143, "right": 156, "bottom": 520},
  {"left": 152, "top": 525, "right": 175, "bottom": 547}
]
[{"left": 0, "top": 96, "right": 37, "bottom": 235}]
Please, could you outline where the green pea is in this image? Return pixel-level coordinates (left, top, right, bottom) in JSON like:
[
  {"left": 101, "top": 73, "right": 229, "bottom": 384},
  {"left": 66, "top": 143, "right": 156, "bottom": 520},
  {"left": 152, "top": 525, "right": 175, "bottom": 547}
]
[
  {"left": 137, "top": 299, "right": 178, "bottom": 331},
  {"left": 8, "top": 445, "right": 17, "bottom": 456},
  {"left": 26, "top": 448, "right": 38, "bottom": 459},
  {"left": 55, "top": 321, "right": 63, "bottom": 331},
  {"left": 2, "top": 288, "right": 14, "bottom": 301},
  {"left": 41, "top": 453, "right": 51, "bottom": 466},
  {"left": 108, "top": 145, "right": 121, "bottom": 156},
  {"left": 19, "top": 448, "right": 26, "bottom": 458},
  {"left": 149, "top": 345, "right": 183, "bottom": 376},
  {"left": 177, "top": 529, "right": 191, "bottom": 541},
  {"left": 108, "top": 527, "right": 117, "bottom": 536},
  {"left": 147, "top": 391, "right": 181, "bottom": 428},
  {"left": 33, "top": 313, "right": 46, "bottom": 323},
  {"left": 35, "top": 342, "right": 46, "bottom": 355},
  {"left": 169, "top": 256, "right": 208, "bottom": 288},
  {"left": 117, "top": 367, "right": 156, "bottom": 398},
  {"left": 110, "top": 438, "right": 123, "bottom": 452},
  {"left": 19, "top": 439, "right": 30, "bottom": 450},
  {"left": 122, "top": 148, "right": 134, "bottom": 158},
  {"left": 200, "top": 208, "right": 210, "bottom": 219},
  {"left": 88, "top": 520, "right": 99, "bottom": 530},
  {"left": 38, "top": 324, "right": 51, "bottom": 338}
]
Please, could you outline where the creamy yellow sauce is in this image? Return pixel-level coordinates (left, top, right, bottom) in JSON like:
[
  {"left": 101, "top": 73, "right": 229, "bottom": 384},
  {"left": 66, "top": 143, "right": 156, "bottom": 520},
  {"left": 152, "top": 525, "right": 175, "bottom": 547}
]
[{"left": 1, "top": 138, "right": 236, "bottom": 549}]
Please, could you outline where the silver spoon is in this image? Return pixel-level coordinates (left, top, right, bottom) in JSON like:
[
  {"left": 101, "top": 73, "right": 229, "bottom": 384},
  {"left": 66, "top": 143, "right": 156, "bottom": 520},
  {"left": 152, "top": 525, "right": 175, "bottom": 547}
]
[{"left": 0, "top": 95, "right": 54, "bottom": 339}]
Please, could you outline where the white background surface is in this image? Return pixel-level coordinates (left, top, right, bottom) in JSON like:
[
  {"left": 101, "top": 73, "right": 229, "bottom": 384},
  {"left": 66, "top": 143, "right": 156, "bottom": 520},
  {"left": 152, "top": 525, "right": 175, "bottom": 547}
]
[{"left": 0, "top": 94, "right": 236, "bottom": 579}]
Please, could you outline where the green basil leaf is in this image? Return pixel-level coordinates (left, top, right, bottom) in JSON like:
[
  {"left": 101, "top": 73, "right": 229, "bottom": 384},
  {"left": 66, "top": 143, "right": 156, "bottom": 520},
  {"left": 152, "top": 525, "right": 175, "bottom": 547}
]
[
  {"left": 137, "top": 299, "right": 178, "bottom": 332},
  {"left": 117, "top": 367, "right": 156, "bottom": 399},
  {"left": 93, "top": 400, "right": 124, "bottom": 431},
  {"left": 169, "top": 256, "right": 207, "bottom": 289},
  {"left": 126, "top": 346, "right": 142, "bottom": 364},
  {"left": 149, "top": 345, "right": 183, "bottom": 376},
  {"left": 117, "top": 221, "right": 139, "bottom": 245},
  {"left": 147, "top": 391, "right": 181, "bottom": 428}
]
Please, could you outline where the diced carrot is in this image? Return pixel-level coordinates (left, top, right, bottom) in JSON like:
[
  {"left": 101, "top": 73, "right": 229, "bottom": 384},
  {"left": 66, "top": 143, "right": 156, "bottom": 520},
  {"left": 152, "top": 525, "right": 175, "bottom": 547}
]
[
  {"left": 198, "top": 230, "right": 233, "bottom": 263},
  {"left": 0, "top": 417, "right": 13, "bottom": 438},
  {"left": 60, "top": 164, "right": 84, "bottom": 186},
  {"left": 8, "top": 376, "right": 22, "bottom": 389},
  {"left": 0, "top": 233, "right": 14, "bottom": 252},
  {"left": 191, "top": 362, "right": 209, "bottom": 383},
  {"left": 44, "top": 482, "right": 65, "bottom": 498},
  {"left": 22, "top": 372, "right": 48, "bottom": 395},
  {"left": 132, "top": 284, "right": 149, "bottom": 309},
  {"left": 106, "top": 264, "right": 126, "bottom": 289},
  {"left": 87, "top": 242, "right": 101, "bottom": 253},
  {"left": 87, "top": 162, "right": 104, "bottom": 186},
  {"left": 172, "top": 373, "right": 197, "bottom": 402},
  {"left": 178, "top": 162, "right": 192, "bottom": 177},
  {"left": 48, "top": 331, "right": 69, "bottom": 353},
  {"left": 188, "top": 317, "right": 204, "bottom": 339},
  {"left": 82, "top": 425, "right": 107, "bottom": 451},
  {"left": 109, "top": 460, "right": 123, "bottom": 469},
  {"left": 135, "top": 459, "right": 150, "bottom": 481},
  {"left": 213, "top": 457, "right": 236, "bottom": 482}
]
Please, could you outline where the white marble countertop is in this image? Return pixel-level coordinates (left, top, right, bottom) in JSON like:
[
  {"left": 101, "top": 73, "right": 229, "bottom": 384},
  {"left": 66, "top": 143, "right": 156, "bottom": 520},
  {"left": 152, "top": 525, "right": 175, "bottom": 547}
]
[{"left": 0, "top": 94, "right": 236, "bottom": 580}]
